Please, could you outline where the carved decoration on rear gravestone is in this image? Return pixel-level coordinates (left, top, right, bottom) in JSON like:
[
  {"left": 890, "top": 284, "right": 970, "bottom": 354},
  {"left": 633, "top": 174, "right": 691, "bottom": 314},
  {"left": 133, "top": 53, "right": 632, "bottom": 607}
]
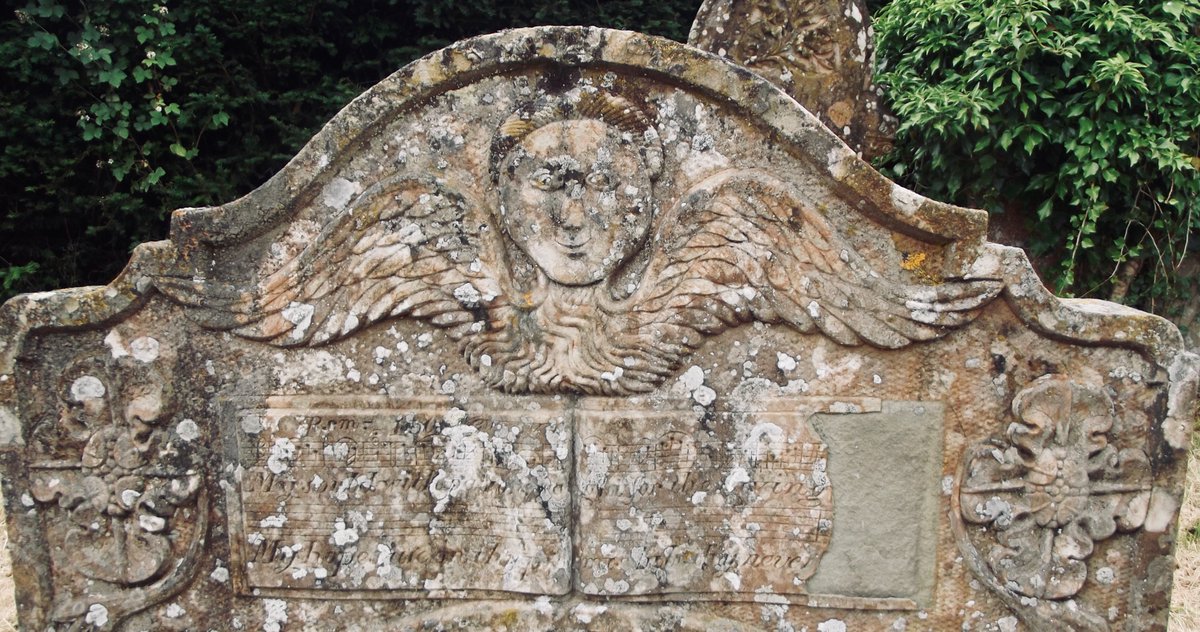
[
  {"left": 0, "top": 27, "right": 1195, "bottom": 632},
  {"left": 689, "top": 0, "right": 898, "bottom": 160}
]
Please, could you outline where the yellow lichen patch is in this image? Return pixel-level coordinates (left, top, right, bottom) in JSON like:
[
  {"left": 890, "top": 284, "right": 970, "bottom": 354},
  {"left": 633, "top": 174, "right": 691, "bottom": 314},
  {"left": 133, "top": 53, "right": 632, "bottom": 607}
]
[
  {"left": 900, "top": 251, "right": 926, "bottom": 271},
  {"left": 900, "top": 251, "right": 942, "bottom": 285},
  {"left": 491, "top": 609, "right": 521, "bottom": 628}
]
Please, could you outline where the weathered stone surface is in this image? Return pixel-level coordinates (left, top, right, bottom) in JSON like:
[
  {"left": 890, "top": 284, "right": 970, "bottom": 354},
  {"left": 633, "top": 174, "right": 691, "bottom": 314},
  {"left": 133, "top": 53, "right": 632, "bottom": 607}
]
[
  {"left": 0, "top": 26, "right": 1195, "bottom": 631},
  {"left": 689, "top": 0, "right": 897, "bottom": 160}
]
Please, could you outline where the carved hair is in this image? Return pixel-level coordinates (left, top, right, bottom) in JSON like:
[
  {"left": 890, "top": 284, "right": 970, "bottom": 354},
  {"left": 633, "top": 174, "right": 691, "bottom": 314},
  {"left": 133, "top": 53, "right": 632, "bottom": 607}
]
[{"left": 489, "top": 89, "right": 663, "bottom": 183}]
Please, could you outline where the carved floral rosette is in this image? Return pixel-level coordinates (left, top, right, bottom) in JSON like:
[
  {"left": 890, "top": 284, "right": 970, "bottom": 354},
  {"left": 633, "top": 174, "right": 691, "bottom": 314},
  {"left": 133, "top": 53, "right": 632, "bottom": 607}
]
[
  {"left": 24, "top": 347, "right": 209, "bottom": 629},
  {"left": 954, "top": 375, "right": 1152, "bottom": 630}
]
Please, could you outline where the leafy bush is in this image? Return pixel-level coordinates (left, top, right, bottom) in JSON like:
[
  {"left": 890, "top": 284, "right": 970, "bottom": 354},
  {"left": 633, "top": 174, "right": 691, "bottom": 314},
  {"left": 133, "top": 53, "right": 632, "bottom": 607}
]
[
  {"left": 1, "top": 0, "right": 701, "bottom": 303},
  {"left": 873, "top": 0, "right": 1200, "bottom": 308}
]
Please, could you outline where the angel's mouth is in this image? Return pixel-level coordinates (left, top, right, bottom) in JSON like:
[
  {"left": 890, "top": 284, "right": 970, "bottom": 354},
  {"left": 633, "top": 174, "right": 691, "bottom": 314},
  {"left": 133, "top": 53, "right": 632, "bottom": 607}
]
[{"left": 556, "top": 237, "right": 590, "bottom": 251}]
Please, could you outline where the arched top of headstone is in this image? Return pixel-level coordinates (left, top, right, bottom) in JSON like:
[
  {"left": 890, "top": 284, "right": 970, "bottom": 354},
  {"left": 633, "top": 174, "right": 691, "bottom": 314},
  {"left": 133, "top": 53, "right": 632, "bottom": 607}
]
[
  {"left": 0, "top": 26, "right": 1185, "bottom": 379},
  {"left": 167, "top": 26, "right": 970, "bottom": 253}
]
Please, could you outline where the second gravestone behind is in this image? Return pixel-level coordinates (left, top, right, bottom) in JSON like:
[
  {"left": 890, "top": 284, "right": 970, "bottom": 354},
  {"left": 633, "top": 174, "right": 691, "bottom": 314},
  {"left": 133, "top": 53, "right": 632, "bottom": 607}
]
[{"left": 689, "top": 0, "right": 898, "bottom": 160}]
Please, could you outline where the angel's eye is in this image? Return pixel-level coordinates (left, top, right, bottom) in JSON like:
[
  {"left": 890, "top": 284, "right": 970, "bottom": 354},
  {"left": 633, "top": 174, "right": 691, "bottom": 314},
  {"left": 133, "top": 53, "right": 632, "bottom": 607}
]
[
  {"left": 585, "top": 171, "right": 615, "bottom": 191},
  {"left": 530, "top": 169, "right": 561, "bottom": 191}
]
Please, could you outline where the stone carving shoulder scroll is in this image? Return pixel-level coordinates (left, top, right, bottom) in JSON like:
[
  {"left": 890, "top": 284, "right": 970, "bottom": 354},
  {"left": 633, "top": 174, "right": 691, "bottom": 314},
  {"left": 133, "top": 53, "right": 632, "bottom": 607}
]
[{"left": 158, "top": 89, "right": 1001, "bottom": 396}]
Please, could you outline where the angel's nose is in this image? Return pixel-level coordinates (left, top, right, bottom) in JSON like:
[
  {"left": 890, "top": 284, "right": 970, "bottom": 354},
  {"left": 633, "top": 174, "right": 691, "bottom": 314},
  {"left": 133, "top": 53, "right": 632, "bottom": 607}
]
[{"left": 560, "top": 196, "right": 586, "bottom": 232}]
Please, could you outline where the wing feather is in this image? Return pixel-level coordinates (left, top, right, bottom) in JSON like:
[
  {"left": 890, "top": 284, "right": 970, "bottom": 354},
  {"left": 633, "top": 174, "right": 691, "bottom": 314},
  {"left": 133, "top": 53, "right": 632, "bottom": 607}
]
[
  {"left": 156, "top": 175, "right": 502, "bottom": 346},
  {"left": 632, "top": 169, "right": 1001, "bottom": 359}
]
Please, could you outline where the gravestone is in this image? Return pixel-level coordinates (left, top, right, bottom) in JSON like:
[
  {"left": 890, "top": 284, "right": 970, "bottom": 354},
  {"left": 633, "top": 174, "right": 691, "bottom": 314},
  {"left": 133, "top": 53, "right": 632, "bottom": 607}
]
[
  {"left": 1, "top": 27, "right": 1196, "bottom": 631},
  {"left": 689, "top": 0, "right": 897, "bottom": 160}
]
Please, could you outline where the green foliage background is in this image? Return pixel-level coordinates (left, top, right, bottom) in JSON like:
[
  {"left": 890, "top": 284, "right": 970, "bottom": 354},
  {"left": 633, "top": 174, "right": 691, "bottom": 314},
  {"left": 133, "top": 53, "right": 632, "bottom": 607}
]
[
  {"left": 2, "top": 0, "right": 1197, "bottom": 317},
  {"left": 873, "top": 0, "right": 1200, "bottom": 309},
  {"left": 0, "top": 0, "right": 702, "bottom": 301}
]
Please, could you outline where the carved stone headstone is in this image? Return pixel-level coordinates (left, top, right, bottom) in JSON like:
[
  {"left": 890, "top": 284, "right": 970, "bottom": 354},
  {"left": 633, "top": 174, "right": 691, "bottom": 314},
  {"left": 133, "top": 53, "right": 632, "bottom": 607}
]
[
  {"left": 1, "top": 27, "right": 1195, "bottom": 631},
  {"left": 689, "top": 0, "right": 897, "bottom": 160}
]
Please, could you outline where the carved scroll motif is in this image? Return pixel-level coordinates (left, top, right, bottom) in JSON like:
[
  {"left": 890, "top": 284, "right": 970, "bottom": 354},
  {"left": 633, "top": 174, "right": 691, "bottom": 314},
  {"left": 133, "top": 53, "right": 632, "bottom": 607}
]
[
  {"left": 953, "top": 375, "right": 1152, "bottom": 631},
  {"left": 26, "top": 347, "right": 208, "bottom": 630}
]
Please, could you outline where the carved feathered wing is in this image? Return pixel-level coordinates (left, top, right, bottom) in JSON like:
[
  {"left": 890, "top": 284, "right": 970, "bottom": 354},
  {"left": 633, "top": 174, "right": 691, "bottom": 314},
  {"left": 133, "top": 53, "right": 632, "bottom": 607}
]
[
  {"left": 629, "top": 169, "right": 1002, "bottom": 359},
  {"left": 156, "top": 175, "right": 503, "bottom": 346}
]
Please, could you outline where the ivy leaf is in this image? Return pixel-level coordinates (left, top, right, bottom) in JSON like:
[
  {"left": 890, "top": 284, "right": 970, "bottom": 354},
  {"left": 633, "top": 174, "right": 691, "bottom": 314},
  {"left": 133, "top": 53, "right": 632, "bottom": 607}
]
[
  {"left": 26, "top": 31, "right": 57, "bottom": 50},
  {"left": 30, "top": 0, "right": 65, "bottom": 19},
  {"left": 54, "top": 66, "right": 79, "bottom": 85},
  {"left": 111, "top": 160, "right": 131, "bottom": 182},
  {"left": 998, "top": 129, "right": 1014, "bottom": 151},
  {"left": 1036, "top": 199, "right": 1054, "bottom": 220},
  {"left": 1022, "top": 133, "right": 1038, "bottom": 155},
  {"left": 97, "top": 68, "right": 127, "bottom": 88}
]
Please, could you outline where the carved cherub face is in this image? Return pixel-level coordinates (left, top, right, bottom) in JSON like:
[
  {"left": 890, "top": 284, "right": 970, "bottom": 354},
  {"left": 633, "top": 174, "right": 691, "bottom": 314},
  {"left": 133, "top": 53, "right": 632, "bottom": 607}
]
[{"left": 499, "top": 119, "right": 654, "bottom": 286}]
